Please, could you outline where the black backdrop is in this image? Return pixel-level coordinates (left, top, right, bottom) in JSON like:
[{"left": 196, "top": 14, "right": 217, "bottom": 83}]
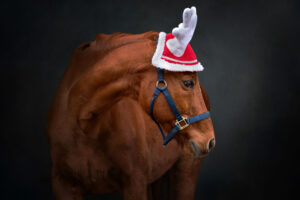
[{"left": 1, "top": 0, "right": 299, "bottom": 199}]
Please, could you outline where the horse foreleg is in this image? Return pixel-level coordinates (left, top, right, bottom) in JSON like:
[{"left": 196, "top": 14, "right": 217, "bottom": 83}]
[
  {"left": 121, "top": 176, "right": 147, "bottom": 200},
  {"left": 172, "top": 158, "right": 204, "bottom": 200},
  {"left": 52, "top": 174, "right": 83, "bottom": 200}
]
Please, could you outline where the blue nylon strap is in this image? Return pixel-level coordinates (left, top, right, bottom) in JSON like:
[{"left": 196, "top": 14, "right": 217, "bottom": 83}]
[
  {"left": 157, "top": 68, "right": 164, "bottom": 81},
  {"left": 161, "top": 88, "right": 183, "bottom": 121},
  {"left": 163, "top": 125, "right": 181, "bottom": 146},
  {"left": 150, "top": 88, "right": 166, "bottom": 140},
  {"left": 157, "top": 69, "right": 183, "bottom": 121},
  {"left": 186, "top": 112, "right": 210, "bottom": 124},
  {"left": 162, "top": 112, "right": 210, "bottom": 146}
]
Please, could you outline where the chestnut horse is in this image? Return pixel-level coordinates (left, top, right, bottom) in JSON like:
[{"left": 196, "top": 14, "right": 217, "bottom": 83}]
[{"left": 46, "top": 31, "right": 215, "bottom": 200}]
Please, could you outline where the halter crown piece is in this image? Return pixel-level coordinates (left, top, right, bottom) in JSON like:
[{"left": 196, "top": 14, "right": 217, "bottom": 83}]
[{"left": 150, "top": 7, "right": 210, "bottom": 146}]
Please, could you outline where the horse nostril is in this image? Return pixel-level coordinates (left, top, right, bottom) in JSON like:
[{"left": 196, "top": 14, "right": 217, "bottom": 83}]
[{"left": 208, "top": 138, "right": 215, "bottom": 151}]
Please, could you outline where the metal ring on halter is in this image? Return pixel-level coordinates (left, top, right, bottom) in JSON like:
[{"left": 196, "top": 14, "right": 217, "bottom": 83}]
[{"left": 156, "top": 80, "right": 167, "bottom": 89}]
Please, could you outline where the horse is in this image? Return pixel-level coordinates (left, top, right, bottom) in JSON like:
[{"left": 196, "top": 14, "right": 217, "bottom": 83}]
[
  {"left": 46, "top": 30, "right": 215, "bottom": 200},
  {"left": 46, "top": 7, "right": 215, "bottom": 199}
]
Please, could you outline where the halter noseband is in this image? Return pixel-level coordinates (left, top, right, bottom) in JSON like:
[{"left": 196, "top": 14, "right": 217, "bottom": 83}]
[{"left": 150, "top": 68, "right": 210, "bottom": 146}]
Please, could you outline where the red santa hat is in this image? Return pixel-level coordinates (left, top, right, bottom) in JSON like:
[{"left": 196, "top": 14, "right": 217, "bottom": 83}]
[{"left": 152, "top": 7, "right": 204, "bottom": 72}]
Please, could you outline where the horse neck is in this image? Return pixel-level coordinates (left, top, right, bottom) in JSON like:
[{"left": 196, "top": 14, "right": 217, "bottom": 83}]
[
  {"left": 73, "top": 67, "right": 151, "bottom": 130},
  {"left": 67, "top": 34, "right": 157, "bottom": 131}
]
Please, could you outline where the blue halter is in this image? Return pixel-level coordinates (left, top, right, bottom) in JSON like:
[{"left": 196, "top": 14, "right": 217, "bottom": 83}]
[{"left": 150, "top": 68, "right": 210, "bottom": 146}]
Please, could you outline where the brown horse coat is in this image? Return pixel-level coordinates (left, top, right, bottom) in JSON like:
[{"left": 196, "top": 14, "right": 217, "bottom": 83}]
[{"left": 46, "top": 31, "right": 215, "bottom": 200}]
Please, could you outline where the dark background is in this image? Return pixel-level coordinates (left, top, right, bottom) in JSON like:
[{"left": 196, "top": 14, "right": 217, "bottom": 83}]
[{"left": 1, "top": 0, "right": 299, "bottom": 199}]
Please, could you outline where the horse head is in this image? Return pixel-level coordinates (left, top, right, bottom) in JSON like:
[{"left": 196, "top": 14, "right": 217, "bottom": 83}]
[
  {"left": 139, "top": 7, "right": 215, "bottom": 157},
  {"left": 138, "top": 68, "right": 215, "bottom": 158}
]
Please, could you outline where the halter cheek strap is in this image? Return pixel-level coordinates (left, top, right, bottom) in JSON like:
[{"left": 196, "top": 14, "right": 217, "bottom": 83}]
[{"left": 150, "top": 68, "right": 210, "bottom": 146}]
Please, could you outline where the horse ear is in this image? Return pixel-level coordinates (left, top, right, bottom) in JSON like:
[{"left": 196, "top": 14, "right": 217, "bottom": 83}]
[
  {"left": 166, "top": 6, "right": 198, "bottom": 57},
  {"left": 200, "top": 84, "right": 210, "bottom": 111}
]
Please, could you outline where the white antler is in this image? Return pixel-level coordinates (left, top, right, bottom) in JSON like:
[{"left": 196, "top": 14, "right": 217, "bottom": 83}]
[{"left": 166, "top": 6, "right": 198, "bottom": 57}]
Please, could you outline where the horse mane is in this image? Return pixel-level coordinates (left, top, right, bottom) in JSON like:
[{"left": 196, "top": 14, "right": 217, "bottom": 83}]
[
  {"left": 63, "top": 31, "right": 158, "bottom": 89},
  {"left": 78, "top": 32, "right": 157, "bottom": 62}
]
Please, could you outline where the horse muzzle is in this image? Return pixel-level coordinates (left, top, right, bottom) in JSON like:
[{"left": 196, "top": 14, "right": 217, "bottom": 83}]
[{"left": 189, "top": 137, "right": 215, "bottom": 158}]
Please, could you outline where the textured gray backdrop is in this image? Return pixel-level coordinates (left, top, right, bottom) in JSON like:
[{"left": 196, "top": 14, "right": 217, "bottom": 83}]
[{"left": 1, "top": 0, "right": 299, "bottom": 199}]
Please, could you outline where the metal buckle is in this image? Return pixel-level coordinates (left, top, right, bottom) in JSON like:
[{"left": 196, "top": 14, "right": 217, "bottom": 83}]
[
  {"left": 175, "top": 117, "right": 189, "bottom": 130},
  {"left": 156, "top": 80, "right": 167, "bottom": 89}
]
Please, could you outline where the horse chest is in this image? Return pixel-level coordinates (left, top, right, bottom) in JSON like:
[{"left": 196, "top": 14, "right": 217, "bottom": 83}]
[{"left": 145, "top": 136, "right": 182, "bottom": 183}]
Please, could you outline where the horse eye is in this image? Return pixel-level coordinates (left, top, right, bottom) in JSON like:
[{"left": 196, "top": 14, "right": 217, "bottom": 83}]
[{"left": 182, "top": 80, "right": 195, "bottom": 88}]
